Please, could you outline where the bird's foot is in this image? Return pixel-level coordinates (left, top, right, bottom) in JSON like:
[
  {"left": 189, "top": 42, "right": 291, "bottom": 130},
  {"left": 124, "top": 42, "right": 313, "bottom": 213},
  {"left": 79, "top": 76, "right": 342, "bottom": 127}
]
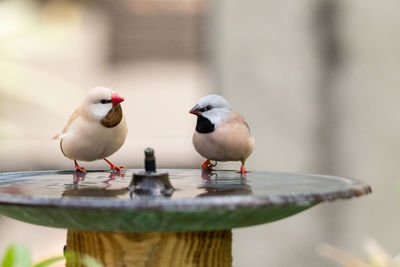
[
  {"left": 201, "top": 159, "right": 217, "bottom": 170},
  {"left": 111, "top": 165, "right": 126, "bottom": 172},
  {"left": 104, "top": 158, "right": 126, "bottom": 173},
  {"left": 75, "top": 166, "right": 86, "bottom": 173},
  {"left": 236, "top": 165, "right": 250, "bottom": 175},
  {"left": 74, "top": 160, "right": 86, "bottom": 173}
]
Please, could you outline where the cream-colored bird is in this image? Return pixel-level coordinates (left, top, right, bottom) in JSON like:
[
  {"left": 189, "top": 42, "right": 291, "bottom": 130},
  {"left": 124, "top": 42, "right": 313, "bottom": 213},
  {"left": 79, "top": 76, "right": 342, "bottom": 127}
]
[
  {"left": 53, "top": 87, "right": 128, "bottom": 173},
  {"left": 189, "top": 94, "right": 254, "bottom": 174}
]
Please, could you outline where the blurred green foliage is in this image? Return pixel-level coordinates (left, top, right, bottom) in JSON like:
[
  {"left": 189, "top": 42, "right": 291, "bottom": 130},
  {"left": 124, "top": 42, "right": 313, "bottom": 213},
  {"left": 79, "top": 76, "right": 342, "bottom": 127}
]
[
  {"left": 1, "top": 245, "right": 30, "bottom": 267},
  {"left": 64, "top": 252, "right": 103, "bottom": 267},
  {"left": 0, "top": 245, "right": 103, "bottom": 267}
]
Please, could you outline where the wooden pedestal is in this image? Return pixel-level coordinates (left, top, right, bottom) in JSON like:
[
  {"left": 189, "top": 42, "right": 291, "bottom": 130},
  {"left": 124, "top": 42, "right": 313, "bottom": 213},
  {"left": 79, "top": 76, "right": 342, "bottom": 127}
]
[{"left": 66, "top": 230, "right": 232, "bottom": 267}]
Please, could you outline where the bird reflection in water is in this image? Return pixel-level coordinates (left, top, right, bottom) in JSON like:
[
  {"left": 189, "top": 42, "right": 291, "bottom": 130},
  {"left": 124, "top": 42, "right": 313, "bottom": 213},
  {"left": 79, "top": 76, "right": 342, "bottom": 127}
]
[
  {"left": 72, "top": 170, "right": 86, "bottom": 185},
  {"left": 198, "top": 170, "right": 253, "bottom": 197},
  {"left": 201, "top": 169, "right": 218, "bottom": 180},
  {"left": 102, "top": 170, "right": 126, "bottom": 189},
  {"left": 65, "top": 170, "right": 128, "bottom": 196},
  {"left": 72, "top": 170, "right": 125, "bottom": 186}
]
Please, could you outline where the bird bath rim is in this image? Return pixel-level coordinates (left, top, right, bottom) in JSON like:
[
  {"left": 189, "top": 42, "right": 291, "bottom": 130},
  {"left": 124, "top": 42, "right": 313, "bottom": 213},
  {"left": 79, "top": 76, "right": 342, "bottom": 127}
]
[
  {"left": 0, "top": 169, "right": 372, "bottom": 232},
  {"left": 0, "top": 169, "right": 371, "bottom": 209}
]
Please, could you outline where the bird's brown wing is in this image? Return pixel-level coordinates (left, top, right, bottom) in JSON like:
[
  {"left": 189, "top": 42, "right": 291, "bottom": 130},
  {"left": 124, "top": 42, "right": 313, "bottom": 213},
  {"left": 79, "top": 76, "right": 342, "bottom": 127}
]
[
  {"left": 231, "top": 111, "right": 251, "bottom": 133},
  {"left": 52, "top": 106, "right": 81, "bottom": 140}
]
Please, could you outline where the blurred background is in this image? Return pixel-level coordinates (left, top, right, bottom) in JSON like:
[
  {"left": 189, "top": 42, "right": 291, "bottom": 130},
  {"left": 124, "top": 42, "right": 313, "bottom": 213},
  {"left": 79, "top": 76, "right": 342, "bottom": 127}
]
[{"left": 0, "top": 0, "right": 399, "bottom": 266}]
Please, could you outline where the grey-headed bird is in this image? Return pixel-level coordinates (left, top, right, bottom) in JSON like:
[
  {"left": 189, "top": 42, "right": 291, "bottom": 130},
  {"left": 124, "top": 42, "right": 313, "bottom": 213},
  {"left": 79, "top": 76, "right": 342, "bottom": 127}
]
[
  {"left": 53, "top": 87, "right": 128, "bottom": 173},
  {"left": 189, "top": 94, "right": 254, "bottom": 174}
]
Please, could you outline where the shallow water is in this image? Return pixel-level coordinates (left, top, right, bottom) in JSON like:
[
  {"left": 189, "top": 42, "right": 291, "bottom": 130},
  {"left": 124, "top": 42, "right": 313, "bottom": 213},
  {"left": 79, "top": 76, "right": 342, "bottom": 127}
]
[{"left": 0, "top": 169, "right": 361, "bottom": 201}]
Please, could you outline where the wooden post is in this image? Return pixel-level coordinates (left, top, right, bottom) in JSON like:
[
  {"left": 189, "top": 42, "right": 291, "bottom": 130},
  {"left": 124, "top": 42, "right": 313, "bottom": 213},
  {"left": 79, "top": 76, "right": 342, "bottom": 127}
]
[{"left": 66, "top": 230, "right": 232, "bottom": 267}]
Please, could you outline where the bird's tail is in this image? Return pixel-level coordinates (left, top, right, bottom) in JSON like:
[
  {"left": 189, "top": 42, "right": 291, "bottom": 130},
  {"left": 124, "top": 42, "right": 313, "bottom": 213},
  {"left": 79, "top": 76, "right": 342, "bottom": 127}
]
[{"left": 53, "top": 133, "right": 67, "bottom": 140}]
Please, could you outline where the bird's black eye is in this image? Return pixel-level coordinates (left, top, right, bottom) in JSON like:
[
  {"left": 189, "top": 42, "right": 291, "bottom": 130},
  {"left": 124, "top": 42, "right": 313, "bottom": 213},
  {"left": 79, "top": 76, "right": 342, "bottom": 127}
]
[
  {"left": 100, "top": 99, "right": 111, "bottom": 104},
  {"left": 200, "top": 105, "right": 212, "bottom": 112}
]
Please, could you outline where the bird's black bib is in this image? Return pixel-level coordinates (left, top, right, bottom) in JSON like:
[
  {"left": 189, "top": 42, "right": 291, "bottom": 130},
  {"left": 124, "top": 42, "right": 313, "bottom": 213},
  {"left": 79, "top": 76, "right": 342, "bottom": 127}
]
[{"left": 196, "top": 115, "right": 215, "bottom": 133}]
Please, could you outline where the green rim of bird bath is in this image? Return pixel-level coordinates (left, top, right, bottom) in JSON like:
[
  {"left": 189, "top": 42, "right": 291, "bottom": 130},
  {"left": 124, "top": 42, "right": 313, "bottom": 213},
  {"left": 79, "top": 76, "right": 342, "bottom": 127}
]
[{"left": 0, "top": 169, "right": 371, "bottom": 232}]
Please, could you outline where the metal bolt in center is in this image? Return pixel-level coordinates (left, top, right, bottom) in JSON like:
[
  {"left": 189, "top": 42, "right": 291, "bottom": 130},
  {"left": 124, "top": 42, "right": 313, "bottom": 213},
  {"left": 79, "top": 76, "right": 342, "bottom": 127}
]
[{"left": 130, "top": 148, "right": 174, "bottom": 197}]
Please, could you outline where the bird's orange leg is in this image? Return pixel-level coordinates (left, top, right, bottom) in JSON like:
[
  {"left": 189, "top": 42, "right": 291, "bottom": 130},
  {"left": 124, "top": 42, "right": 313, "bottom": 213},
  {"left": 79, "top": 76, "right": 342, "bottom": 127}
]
[
  {"left": 74, "top": 160, "right": 86, "bottom": 173},
  {"left": 201, "top": 159, "right": 217, "bottom": 170},
  {"left": 237, "top": 164, "right": 250, "bottom": 175},
  {"left": 104, "top": 158, "right": 126, "bottom": 172}
]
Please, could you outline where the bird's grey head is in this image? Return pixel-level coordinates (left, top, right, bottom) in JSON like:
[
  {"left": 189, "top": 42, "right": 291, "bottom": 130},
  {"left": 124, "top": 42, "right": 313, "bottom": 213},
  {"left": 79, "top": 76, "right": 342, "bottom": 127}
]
[{"left": 189, "top": 94, "right": 232, "bottom": 133}]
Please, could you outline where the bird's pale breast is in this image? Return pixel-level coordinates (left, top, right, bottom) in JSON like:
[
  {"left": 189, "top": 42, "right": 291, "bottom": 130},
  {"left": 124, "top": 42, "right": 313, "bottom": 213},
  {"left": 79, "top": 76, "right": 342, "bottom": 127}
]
[
  {"left": 60, "top": 116, "right": 128, "bottom": 161},
  {"left": 193, "top": 118, "right": 253, "bottom": 163}
]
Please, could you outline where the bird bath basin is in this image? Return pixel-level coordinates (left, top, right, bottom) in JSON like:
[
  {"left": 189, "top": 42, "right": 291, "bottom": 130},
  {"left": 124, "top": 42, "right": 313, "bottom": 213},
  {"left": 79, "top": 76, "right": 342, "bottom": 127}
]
[
  {"left": 0, "top": 162, "right": 371, "bottom": 266},
  {"left": 0, "top": 169, "right": 370, "bottom": 232}
]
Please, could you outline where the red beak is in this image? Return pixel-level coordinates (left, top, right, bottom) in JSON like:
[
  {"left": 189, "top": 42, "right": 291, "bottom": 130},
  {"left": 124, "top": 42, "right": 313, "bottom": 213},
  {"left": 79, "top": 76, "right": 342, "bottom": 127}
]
[
  {"left": 111, "top": 93, "right": 125, "bottom": 106},
  {"left": 189, "top": 104, "right": 201, "bottom": 115}
]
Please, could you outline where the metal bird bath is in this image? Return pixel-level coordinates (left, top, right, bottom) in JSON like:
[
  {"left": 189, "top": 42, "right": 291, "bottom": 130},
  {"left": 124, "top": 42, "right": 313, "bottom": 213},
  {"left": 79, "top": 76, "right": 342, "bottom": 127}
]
[
  {"left": 0, "top": 149, "right": 371, "bottom": 266},
  {"left": 0, "top": 170, "right": 370, "bottom": 232}
]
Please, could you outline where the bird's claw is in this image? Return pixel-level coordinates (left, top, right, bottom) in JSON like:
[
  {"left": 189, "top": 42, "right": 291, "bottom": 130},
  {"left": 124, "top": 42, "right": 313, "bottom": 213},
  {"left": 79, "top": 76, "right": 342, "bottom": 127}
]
[
  {"left": 74, "top": 161, "right": 86, "bottom": 173},
  {"left": 111, "top": 165, "right": 126, "bottom": 173},
  {"left": 76, "top": 168, "right": 86, "bottom": 174},
  {"left": 104, "top": 158, "right": 126, "bottom": 173},
  {"left": 201, "top": 159, "right": 217, "bottom": 170},
  {"left": 74, "top": 167, "right": 86, "bottom": 173}
]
